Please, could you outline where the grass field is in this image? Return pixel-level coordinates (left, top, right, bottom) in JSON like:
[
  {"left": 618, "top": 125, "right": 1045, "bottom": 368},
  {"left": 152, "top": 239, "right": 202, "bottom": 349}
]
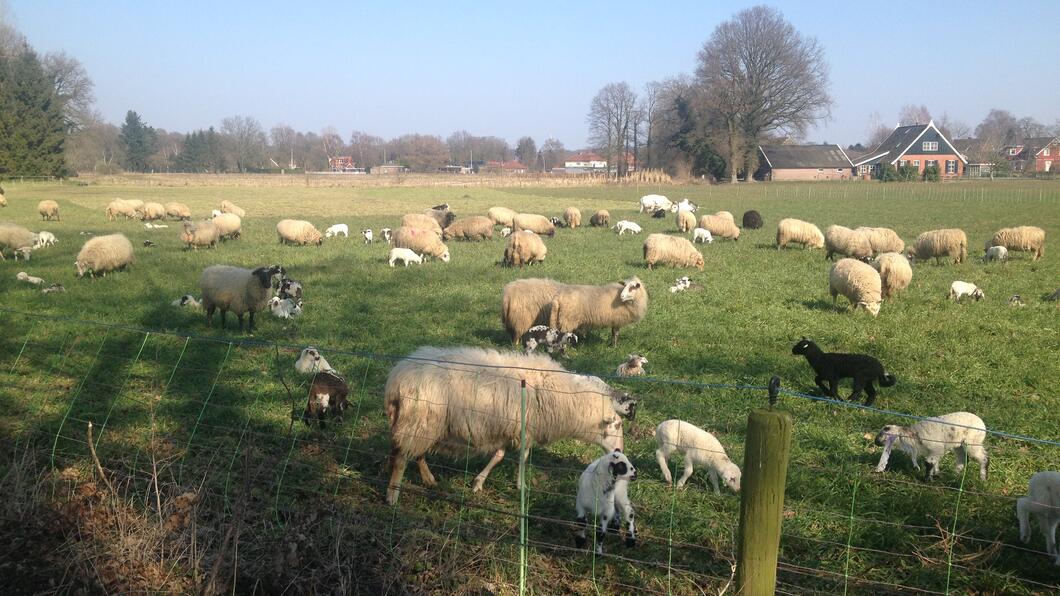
[{"left": 1, "top": 177, "right": 1058, "bottom": 593}]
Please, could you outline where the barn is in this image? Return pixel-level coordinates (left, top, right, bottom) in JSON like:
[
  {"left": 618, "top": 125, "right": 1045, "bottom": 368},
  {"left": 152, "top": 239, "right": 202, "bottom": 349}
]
[{"left": 756, "top": 144, "right": 854, "bottom": 181}]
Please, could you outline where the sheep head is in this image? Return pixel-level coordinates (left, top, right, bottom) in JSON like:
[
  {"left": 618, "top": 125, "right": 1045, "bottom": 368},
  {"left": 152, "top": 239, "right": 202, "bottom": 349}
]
[
  {"left": 607, "top": 450, "right": 637, "bottom": 481},
  {"left": 874, "top": 425, "right": 904, "bottom": 447},
  {"left": 619, "top": 277, "right": 644, "bottom": 303},
  {"left": 439, "top": 250, "right": 451, "bottom": 263},
  {"left": 791, "top": 337, "right": 816, "bottom": 355},
  {"left": 855, "top": 301, "right": 881, "bottom": 317},
  {"left": 252, "top": 265, "right": 285, "bottom": 289},
  {"left": 608, "top": 389, "right": 638, "bottom": 420},
  {"left": 972, "top": 288, "right": 985, "bottom": 301},
  {"left": 721, "top": 461, "right": 742, "bottom": 492},
  {"left": 295, "top": 347, "right": 334, "bottom": 375}
]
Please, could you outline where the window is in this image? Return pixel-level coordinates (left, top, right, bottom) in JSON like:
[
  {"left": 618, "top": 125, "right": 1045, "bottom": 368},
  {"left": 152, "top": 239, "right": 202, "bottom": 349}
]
[
  {"left": 926, "top": 160, "right": 938, "bottom": 168},
  {"left": 1044, "top": 147, "right": 1051, "bottom": 156},
  {"left": 913, "top": 160, "right": 920, "bottom": 167},
  {"left": 817, "top": 168, "right": 824, "bottom": 172},
  {"left": 922, "top": 141, "right": 938, "bottom": 151},
  {"left": 946, "top": 160, "right": 957, "bottom": 174},
  {"left": 1008, "top": 148, "right": 1019, "bottom": 156},
  {"left": 1046, "top": 161, "right": 1053, "bottom": 172},
  {"left": 836, "top": 168, "right": 844, "bottom": 173},
  {"left": 898, "top": 160, "right": 906, "bottom": 167}
]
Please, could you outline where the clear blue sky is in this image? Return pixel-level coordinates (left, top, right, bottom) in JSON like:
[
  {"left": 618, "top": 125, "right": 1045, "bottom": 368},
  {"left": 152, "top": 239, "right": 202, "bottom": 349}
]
[{"left": 9, "top": 0, "right": 1059, "bottom": 148}]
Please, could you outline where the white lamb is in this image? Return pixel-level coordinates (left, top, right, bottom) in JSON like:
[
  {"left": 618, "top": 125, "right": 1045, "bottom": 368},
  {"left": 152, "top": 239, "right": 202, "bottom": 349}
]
[
  {"left": 638, "top": 194, "right": 672, "bottom": 213},
  {"left": 874, "top": 412, "right": 989, "bottom": 481},
  {"left": 613, "top": 220, "right": 642, "bottom": 235},
  {"left": 949, "top": 281, "right": 984, "bottom": 302},
  {"left": 500, "top": 227, "right": 512, "bottom": 238},
  {"left": 654, "top": 419, "right": 741, "bottom": 493},
  {"left": 171, "top": 294, "right": 202, "bottom": 309},
  {"left": 362, "top": 228, "right": 373, "bottom": 243},
  {"left": 575, "top": 449, "right": 638, "bottom": 554},
  {"left": 324, "top": 224, "right": 349, "bottom": 238},
  {"left": 615, "top": 354, "right": 648, "bottom": 377},
  {"left": 983, "top": 245, "right": 1008, "bottom": 263},
  {"left": 268, "top": 296, "right": 302, "bottom": 319},
  {"left": 16, "top": 271, "right": 45, "bottom": 285},
  {"left": 34, "top": 231, "right": 57, "bottom": 248},
  {"left": 1017, "top": 471, "right": 1060, "bottom": 565},
  {"left": 388, "top": 247, "right": 423, "bottom": 267},
  {"left": 692, "top": 227, "right": 713, "bottom": 244},
  {"left": 669, "top": 276, "right": 692, "bottom": 293}
]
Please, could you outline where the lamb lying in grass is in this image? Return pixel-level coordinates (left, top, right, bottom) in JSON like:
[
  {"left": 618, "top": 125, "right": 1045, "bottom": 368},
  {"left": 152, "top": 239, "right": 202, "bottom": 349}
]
[
  {"left": 520, "top": 325, "right": 578, "bottom": 356},
  {"left": 171, "top": 294, "right": 202, "bottom": 308}
]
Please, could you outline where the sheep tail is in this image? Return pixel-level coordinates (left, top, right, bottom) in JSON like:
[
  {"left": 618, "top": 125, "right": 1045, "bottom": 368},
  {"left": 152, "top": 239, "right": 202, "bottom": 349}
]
[{"left": 879, "top": 373, "right": 896, "bottom": 388}]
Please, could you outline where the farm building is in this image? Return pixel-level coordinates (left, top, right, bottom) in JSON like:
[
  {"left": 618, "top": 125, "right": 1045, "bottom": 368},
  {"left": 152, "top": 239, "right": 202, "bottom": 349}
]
[
  {"left": 1002, "top": 137, "right": 1059, "bottom": 173},
  {"left": 480, "top": 160, "right": 528, "bottom": 174},
  {"left": 756, "top": 144, "right": 854, "bottom": 181},
  {"left": 372, "top": 164, "right": 408, "bottom": 175},
  {"left": 853, "top": 121, "right": 966, "bottom": 179},
  {"left": 953, "top": 138, "right": 996, "bottom": 177},
  {"left": 564, "top": 151, "right": 608, "bottom": 174}
]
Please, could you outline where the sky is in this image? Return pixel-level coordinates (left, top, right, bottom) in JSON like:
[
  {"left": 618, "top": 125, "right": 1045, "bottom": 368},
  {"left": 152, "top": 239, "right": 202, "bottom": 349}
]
[{"left": 7, "top": 0, "right": 1059, "bottom": 149}]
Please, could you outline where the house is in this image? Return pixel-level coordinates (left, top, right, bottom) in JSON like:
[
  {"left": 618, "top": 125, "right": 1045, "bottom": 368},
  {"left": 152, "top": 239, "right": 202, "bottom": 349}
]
[
  {"left": 480, "top": 160, "right": 527, "bottom": 174},
  {"left": 564, "top": 151, "right": 608, "bottom": 174},
  {"left": 372, "top": 164, "right": 407, "bottom": 175},
  {"left": 1002, "top": 137, "right": 1059, "bottom": 173},
  {"left": 852, "top": 121, "right": 966, "bottom": 179},
  {"left": 756, "top": 144, "right": 854, "bottom": 181},
  {"left": 328, "top": 156, "right": 356, "bottom": 172},
  {"left": 440, "top": 165, "right": 472, "bottom": 174},
  {"left": 952, "top": 138, "right": 996, "bottom": 177}
]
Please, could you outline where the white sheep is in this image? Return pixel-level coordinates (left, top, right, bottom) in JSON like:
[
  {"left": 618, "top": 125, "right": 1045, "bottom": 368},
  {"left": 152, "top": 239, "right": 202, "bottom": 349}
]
[
  {"left": 143, "top": 222, "right": 169, "bottom": 229},
  {"left": 549, "top": 277, "right": 649, "bottom": 347},
  {"left": 268, "top": 296, "right": 302, "bottom": 319},
  {"left": 575, "top": 449, "right": 638, "bottom": 554},
  {"left": 199, "top": 264, "right": 285, "bottom": 331},
  {"left": 949, "top": 281, "right": 984, "bottom": 302},
  {"left": 219, "top": 200, "right": 246, "bottom": 218},
  {"left": 487, "top": 206, "right": 517, "bottom": 227},
  {"left": 644, "top": 234, "right": 704, "bottom": 270},
  {"left": 776, "top": 218, "right": 824, "bottom": 250},
  {"left": 615, "top": 354, "right": 648, "bottom": 377},
  {"left": 105, "top": 199, "right": 139, "bottom": 221},
  {"left": 987, "top": 226, "right": 1045, "bottom": 261},
  {"left": 669, "top": 276, "right": 692, "bottom": 293},
  {"left": 698, "top": 214, "right": 740, "bottom": 241},
  {"left": 874, "top": 411, "right": 989, "bottom": 481},
  {"left": 676, "top": 208, "right": 696, "bottom": 233},
  {"left": 1016, "top": 471, "right": 1060, "bottom": 565},
  {"left": 211, "top": 209, "right": 222, "bottom": 218},
  {"left": 983, "top": 245, "right": 1008, "bottom": 263},
  {"left": 75, "top": 234, "right": 134, "bottom": 278},
  {"left": 324, "top": 223, "right": 349, "bottom": 238},
  {"left": 908, "top": 229, "right": 967, "bottom": 265},
  {"left": 692, "top": 227, "right": 713, "bottom": 244},
  {"left": 503, "top": 230, "right": 547, "bottom": 267},
  {"left": 0, "top": 223, "right": 38, "bottom": 260},
  {"left": 164, "top": 202, "right": 192, "bottom": 220},
  {"left": 180, "top": 220, "right": 220, "bottom": 250},
  {"left": 388, "top": 247, "right": 423, "bottom": 267},
  {"left": 825, "top": 225, "right": 873, "bottom": 261},
  {"left": 211, "top": 213, "right": 241, "bottom": 240},
  {"left": 381, "top": 228, "right": 392, "bottom": 244},
  {"left": 612, "top": 220, "right": 642, "bottom": 235},
  {"left": 277, "top": 219, "right": 323, "bottom": 246},
  {"left": 502, "top": 278, "right": 565, "bottom": 343},
  {"left": 392, "top": 226, "right": 450, "bottom": 262},
  {"left": 401, "top": 213, "right": 443, "bottom": 235},
  {"left": 362, "top": 228, "right": 374, "bottom": 243},
  {"left": 37, "top": 200, "right": 60, "bottom": 221},
  {"left": 34, "top": 231, "right": 57, "bottom": 248},
  {"left": 638, "top": 194, "right": 672, "bottom": 213},
  {"left": 829, "top": 258, "right": 882, "bottom": 316},
  {"left": 16, "top": 271, "right": 45, "bottom": 285},
  {"left": 512, "top": 213, "right": 556, "bottom": 236},
  {"left": 654, "top": 419, "right": 741, "bottom": 493},
  {"left": 872, "top": 252, "right": 912, "bottom": 299}
]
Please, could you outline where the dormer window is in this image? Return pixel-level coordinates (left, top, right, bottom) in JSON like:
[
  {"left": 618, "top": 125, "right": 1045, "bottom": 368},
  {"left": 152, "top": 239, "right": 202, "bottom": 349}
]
[{"left": 922, "top": 141, "right": 938, "bottom": 151}]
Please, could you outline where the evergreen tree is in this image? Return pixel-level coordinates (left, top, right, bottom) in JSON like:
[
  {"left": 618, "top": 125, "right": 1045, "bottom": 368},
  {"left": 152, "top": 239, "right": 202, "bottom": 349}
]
[
  {"left": 119, "top": 110, "right": 156, "bottom": 172},
  {"left": 0, "top": 45, "right": 67, "bottom": 176}
]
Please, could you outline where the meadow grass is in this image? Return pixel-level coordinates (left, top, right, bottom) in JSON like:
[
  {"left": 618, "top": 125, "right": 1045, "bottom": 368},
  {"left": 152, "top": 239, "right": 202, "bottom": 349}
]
[{"left": 0, "top": 178, "right": 1057, "bottom": 593}]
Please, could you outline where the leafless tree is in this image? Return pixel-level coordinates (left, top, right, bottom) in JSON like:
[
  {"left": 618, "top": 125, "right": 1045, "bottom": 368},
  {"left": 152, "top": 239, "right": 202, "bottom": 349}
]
[
  {"left": 446, "top": 131, "right": 510, "bottom": 165},
  {"left": 64, "top": 113, "right": 124, "bottom": 173},
  {"left": 937, "top": 112, "right": 970, "bottom": 141},
  {"left": 587, "top": 82, "right": 637, "bottom": 177},
  {"left": 540, "top": 137, "right": 566, "bottom": 171},
  {"left": 639, "top": 81, "right": 664, "bottom": 169},
  {"left": 41, "top": 51, "right": 95, "bottom": 131},
  {"left": 220, "top": 115, "right": 266, "bottom": 172},
  {"left": 389, "top": 134, "right": 449, "bottom": 172},
  {"left": 514, "top": 136, "right": 537, "bottom": 171},
  {"left": 695, "top": 5, "right": 832, "bottom": 182},
  {"left": 975, "top": 109, "right": 1020, "bottom": 146},
  {"left": 320, "top": 126, "right": 344, "bottom": 160},
  {"left": 348, "top": 130, "right": 385, "bottom": 169},
  {"left": 0, "top": 1, "right": 25, "bottom": 56},
  {"left": 898, "top": 104, "right": 932, "bottom": 126},
  {"left": 270, "top": 124, "right": 297, "bottom": 167},
  {"left": 1016, "top": 116, "right": 1049, "bottom": 138},
  {"left": 865, "top": 111, "right": 891, "bottom": 149}
]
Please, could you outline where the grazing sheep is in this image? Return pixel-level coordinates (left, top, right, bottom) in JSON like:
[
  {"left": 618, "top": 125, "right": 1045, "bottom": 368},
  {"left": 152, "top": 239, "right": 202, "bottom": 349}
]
[
  {"left": 294, "top": 347, "right": 350, "bottom": 429},
  {"left": 276, "top": 219, "right": 324, "bottom": 246},
  {"left": 16, "top": 271, "right": 45, "bottom": 285},
  {"left": 424, "top": 206, "right": 456, "bottom": 229},
  {"left": 384, "top": 345, "right": 637, "bottom": 504},
  {"left": 872, "top": 252, "right": 912, "bottom": 299},
  {"left": 180, "top": 220, "right": 220, "bottom": 250},
  {"left": 590, "top": 210, "right": 610, "bottom": 227},
  {"left": 643, "top": 234, "right": 704, "bottom": 271},
  {"left": 654, "top": 419, "right": 741, "bottom": 493},
  {"left": 615, "top": 354, "right": 648, "bottom": 377},
  {"left": 381, "top": 228, "right": 392, "bottom": 244},
  {"left": 907, "top": 229, "right": 967, "bottom": 264},
  {"left": 986, "top": 226, "right": 1045, "bottom": 261},
  {"left": 324, "top": 223, "right": 349, "bottom": 238},
  {"left": 219, "top": 200, "right": 246, "bottom": 218},
  {"left": 268, "top": 296, "right": 302, "bottom": 319},
  {"left": 829, "top": 258, "right": 882, "bottom": 316},
  {"left": 676, "top": 208, "right": 696, "bottom": 233},
  {"left": 211, "top": 213, "right": 242, "bottom": 240},
  {"left": 388, "top": 247, "right": 423, "bottom": 267},
  {"left": 138, "top": 202, "right": 166, "bottom": 222},
  {"left": 444, "top": 216, "right": 494, "bottom": 241},
  {"left": 362, "top": 228, "right": 373, "bottom": 244},
  {"left": 692, "top": 228, "right": 713, "bottom": 244},
  {"left": 855, "top": 226, "right": 904, "bottom": 255},
  {"left": 825, "top": 225, "right": 873, "bottom": 261},
  {"left": 613, "top": 220, "right": 642, "bottom": 235},
  {"left": 503, "top": 230, "right": 547, "bottom": 267},
  {"left": 502, "top": 278, "right": 564, "bottom": 343},
  {"left": 401, "top": 213, "right": 444, "bottom": 235},
  {"left": 949, "top": 281, "right": 984, "bottom": 302},
  {"left": 487, "top": 206, "right": 517, "bottom": 227},
  {"left": 37, "top": 200, "right": 60, "bottom": 221},
  {"left": 550, "top": 277, "right": 648, "bottom": 347},
  {"left": 34, "top": 231, "right": 57, "bottom": 248},
  {"left": 0, "top": 223, "right": 38, "bottom": 260},
  {"left": 742, "top": 210, "right": 763, "bottom": 229},
  {"left": 548, "top": 216, "right": 565, "bottom": 228},
  {"left": 75, "top": 234, "right": 134, "bottom": 278},
  {"left": 126, "top": 199, "right": 144, "bottom": 211},
  {"left": 575, "top": 449, "right": 638, "bottom": 554},
  {"left": 431, "top": 203, "right": 450, "bottom": 211},
  {"left": 105, "top": 199, "right": 138, "bottom": 221},
  {"left": 512, "top": 213, "right": 556, "bottom": 237},
  {"left": 164, "top": 202, "right": 191, "bottom": 220},
  {"left": 714, "top": 210, "right": 735, "bottom": 223},
  {"left": 171, "top": 294, "right": 202, "bottom": 308},
  {"left": 983, "top": 245, "right": 1008, "bottom": 263},
  {"left": 1016, "top": 471, "right": 1060, "bottom": 565},
  {"left": 564, "top": 207, "right": 582, "bottom": 229},
  {"left": 520, "top": 325, "right": 578, "bottom": 357},
  {"left": 792, "top": 338, "right": 895, "bottom": 405},
  {"left": 392, "top": 226, "right": 450, "bottom": 262},
  {"left": 199, "top": 264, "right": 285, "bottom": 331},
  {"left": 1009, "top": 295, "right": 1025, "bottom": 307},
  {"left": 638, "top": 194, "right": 671, "bottom": 213},
  {"left": 874, "top": 412, "right": 989, "bottom": 481},
  {"left": 698, "top": 214, "right": 740, "bottom": 241},
  {"left": 776, "top": 218, "right": 825, "bottom": 249},
  {"left": 500, "top": 227, "right": 512, "bottom": 237}
]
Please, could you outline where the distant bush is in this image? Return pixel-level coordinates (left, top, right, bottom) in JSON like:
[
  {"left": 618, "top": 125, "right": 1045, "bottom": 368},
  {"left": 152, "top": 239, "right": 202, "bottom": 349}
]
[
  {"left": 897, "top": 165, "right": 920, "bottom": 182},
  {"left": 878, "top": 163, "right": 898, "bottom": 182},
  {"left": 923, "top": 165, "right": 941, "bottom": 182}
]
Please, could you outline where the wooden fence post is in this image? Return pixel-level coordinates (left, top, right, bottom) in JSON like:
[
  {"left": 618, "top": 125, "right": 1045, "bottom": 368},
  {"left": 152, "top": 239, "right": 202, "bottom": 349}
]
[{"left": 736, "top": 376, "right": 793, "bottom": 595}]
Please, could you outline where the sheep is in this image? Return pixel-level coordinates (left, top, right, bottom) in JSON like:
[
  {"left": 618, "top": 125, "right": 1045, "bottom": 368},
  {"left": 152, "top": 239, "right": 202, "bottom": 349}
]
[
  {"left": 673, "top": 198, "right": 698, "bottom": 213},
  {"left": 638, "top": 194, "right": 671, "bottom": 213},
  {"left": 1009, "top": 295, "right": 1025, "bottom": 307},
  {"left": 0, "top": 223, "right": 38, "bottom": 260},
  {"left": 362, "top": 228, "right": 373, "bottom": 244},
  {"left": 16, "top": 271, "right": 45, "bottom": 285},
  {"left": 444, "top": 216, "right": 494, "bottom": 241},
  {"left": 180, "top": 220, "right": 220, "bottom": 250},
  {"left": 400, "top": 213, "right": 444, "bottom": 235},
  {"left": 503, "top": 230, "right": 547, "bottom": 267},
  {"left": 105, "top": 199, "right": 138, "bottom": 221},
  {"left": 500, "top": 226, "right": 512, "bottom": 237},
  {"left": 872, "top": 252, "right": 912, "bottom": 299},
  {"left": 512, "top": 213, "right": 556, "bottom": 236},
  {"left": 324, "top": 223, "right": 349, "bottom": 238},
  {"left": 294, "top": 347, "right": 350, "bottom": 429},
  {"left": 268, "top": 296, "right": 302, "bottom": 319},
  {"left": 698, "top": 214, "right": 740, "bottom": 241},
  {"left": 520, "top": 325, "right": 578, "bottom": 357},
  {"left": 75, "top": 233, "right": 134, "bottom": 278},
  {"left": 502, "top": 278, "right": 565, "bottom": 343},
  {"left": 776, "top": 218, "right": 825, "bottom": 249},
  {"left": 669, "top": 276, "right": 693, "bottom": 293},
  {"left": 199, "top": 264, "right": 285, "bottom": 331},
  {"left": 143, "top": 240, "right": 156, "bottom": 248},
  {"left": 590, "top": 210, "right": 610, "bottom": 227},
  {"left": 715, "top": 210, "right": 735, "bottom": 223},
  {"left": 424, "top": 206, "right": 456, "bottom": 229},
  {"left": 855, "top": 226, "right": 904, "bottom": 255},
  {"left": 138, "top": 202, "right": 166, "bottom": 222},
  {"left": 612, "top": 220, "right": 642, "bottom": 235},
  {"left": 829, "top": 258, "right": 882, "bottom": 316},
  {"left": 37, "top": 200, "right": 60, "bottom": 221},
  {"left": 575, "top": 449, "right": 638, "bottom": 554},
  {"left": 549, "top": 277, "right": 648, "bottom": 347},
  {"left": 384, "top": 345, "right": 637, "bottom": 504},
  {"left": 983, "top": 245, "right": 1008, "bottom": 263},
  {"left": 211, "top": 209, "right": 222, "bottom": 218},
  {"left": 564, "top": 207, "right": 582, "bottom": 229},
  {"left": 34, "top": 231, "right": 57, "bottom": 248},
  {"left": 126, "top": 199, "right": 144, "bottom": 211},
  {"left": 219, "top": 200, "right": 246, "bottom": 218},
  {"left": 949, "top": 281, "right": 984, "bottom": 302},
  {"left": 388, "top": 247, "right": 423, "bottom": 267},
  {"left": 547, "top": 216, "right": 564, "bottom": 228},
  {"left": 277, "top": 277, "right": 302, "bottom": 302},
  {"left": 41, "top": 283, "right": 65, "bottom": 294},
  {"left": 792, "top": 338, "right": 895, "bottom": 405},
  {"left": 211, "top": 213, "right": 242, "bottom": 240},
  {"left": 986, "top": 226, "right": 1045, "bottom": 261},
  {"left": 392, "top": 226, "right": 450, "bottom": 262},
  {"left": 692, "top": 228, "right": 713, "bottom": 244},
  {"left": 276, "top": 219, "right": 324, "bottom": 246},
  {"left": 171, "top": 294, "right": 202, "bottom": 308},
  {"left": 825, "top": 225, "right": 873, "bottom": 261},
  {"left": 164, "top": 202, "right": 192, "bottom": 220},
  {"left": 615, "top": 354, "right": 648, "bottom": 377},
  {"left": 1016, "top": 471, "right": 1060, "bottom": 565},
  {"left": 676, "top": 208, "right": 696, "bottom": 233},
  {"left": 654, "top": 419, "right": 741, "bottom": 493},
  {"left": 431, "top": 203, "right": 450, "bottom": 211},
  {"left": 143, "top": 222, "right": 168, "bottom": 229},
  {"left": 643, "top": 234, "right": 704, "bottom": 271},
  {"left": 907, "top": 228, "right": 967, "bottom": 264},
  {"left": 874, "top": 412, "right": 989, "bottom": 481},
  {"left": 381, "top": 228, "right": 392, "bottom": 244},
  {"left": 651, "top": 208, "right": 668, "bottom": 219},
  {"left": 487, "top": 206, "right": 517, "bottom": 227},
  {"left": 742, "top": 210, "right": 763, "bottom": 229}
]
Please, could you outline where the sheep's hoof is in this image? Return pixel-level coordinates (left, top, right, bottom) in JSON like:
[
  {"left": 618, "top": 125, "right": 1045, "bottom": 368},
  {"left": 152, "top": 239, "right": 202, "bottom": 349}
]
[{"left": 471, "top": 480, "right": 485, "bottom": 493}]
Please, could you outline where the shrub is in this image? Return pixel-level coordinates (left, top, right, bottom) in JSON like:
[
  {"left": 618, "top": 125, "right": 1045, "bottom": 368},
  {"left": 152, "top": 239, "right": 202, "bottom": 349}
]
[
  {"left": 923, "top": 165, "right": 941, "bottom": 182},
  {"left": 877, "top": 163, "right": 898, "bottom": 182},
  {"left": 897, "top": 165, "right": 920, "bottom": 182}
]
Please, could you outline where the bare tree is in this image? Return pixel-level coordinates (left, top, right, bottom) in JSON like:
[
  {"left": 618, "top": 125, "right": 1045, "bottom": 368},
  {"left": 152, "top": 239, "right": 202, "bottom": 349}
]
[
  {"left": 348, "top": 130, "right": 384, "bottom": 169},
  {"left": 41, "top": 51, "right": 94, "bottom": 131},
  {"left": 640, "top": 81, "right": 663, "bottom": 169},
  {"left": 1016, "top": 116, "right": 1049, "bottom": 138},
  {"left": 64, "top": 113, "right": 124, "bottom": 174},
  {"left": 270, "top": 124, "right": 297, "bottom": 168},
  {"left": 514, "top": 136, "right": 536, "bottom": 170},
  {"left": 587, "top": 82, "right": 637, "bottom": 177},
  {"left": 898, "top": 104, "right": 932, "bottom": 126},
  {"left": 864, "top": 111, "right": 891, "bottom": 149},
  {"left": 0, "top": 1, "right": 25, "bottom": 56},
  {"left": 975, "top": 109, "right": 1020, "bottom": 145},
  {"left": 695, "top": 5, "right": 832, "bottom": 182},
  {"left": 220, "top": 115, "right": 266, "bottom": 172},
  {"left": 937, "top": 112, "right": 970, "bottom": 140},
  {"left": 320, "top": 126, "right": 344, "bottom": 160},
  {"left": 540, "top": 137, "right": 566, "bottom": 171}
]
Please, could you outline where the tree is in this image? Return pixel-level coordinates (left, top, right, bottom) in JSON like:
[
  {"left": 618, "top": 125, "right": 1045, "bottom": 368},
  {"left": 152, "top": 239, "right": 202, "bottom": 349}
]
[
  {"left": 937, "top": 112, "right": 969, "bottom": 141},
  {"left": 177, "top": 128, "right": 225, "bottom": 172},
  {"left": 1016, "top": 116, "right": 1049, "bottom": 138},
  {"left": 898, "top": 104, "right": 931, "bottom": 126},
  {"left": 220, "top": 115, "right": 266, "bottom": 172},
  {"left": 0, "top": 45, "right": 67, "bottom": 176},
  {"left": 587, "top": 82, "right": 637, "bottom": 177},
  {"left": 41, "top": 51, "right": 94, "bottom": 131},
  {"left": 540, "top": 137, "right": 566, "bottom": 171},
  {"left": 389, "top": 134, "right": 448, "bottom": 172},
  {"left": 923, "top": 164, "right": 940, "bottom": 182},
  {"left": 119, "top": 110, "right": 156, "bottom": 172},
  {"left": 515, "top": 136, "right": 537, "bottom": 170},
  {"left": 270, "top": 124, "right": 297, "bottom": 168},
  {"left": 64, "top": 115, "right": 123, "bottom": 174},
  {"left": 348, "top": 130, "right": 385, "bottom": 169},
  {"left": 640, "top": 81, "right": 663, "bottom": 169},
  {"left": 695, "top": 5, "right": 832, "bottom": 182},
  {"left": 975, "top": 109, "right": 1020, "bottom": 146},
  {"left": 865, "top": 111, "right": 891, "bottom": 149}
]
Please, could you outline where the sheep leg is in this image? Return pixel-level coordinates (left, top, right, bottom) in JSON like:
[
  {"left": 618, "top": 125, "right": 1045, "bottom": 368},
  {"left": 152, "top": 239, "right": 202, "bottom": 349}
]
[
  {"left": 218, "top": 310, "right": 227, "bottom": 329},
  {"left": 813, "top": 376, "right": 830, "bottom": 396},
  {"left": 849, "top": 378, "right": 865, "bottom": 402},
  {"left": 610, "top": 328, "right": 619, "bottom": 347},
  {"left": 386, "top": 451, "right": 408, "bottom": 505},
  {"left": 708, "top": 469, "right": 721, "bottom": 495},
  {"left": 1017, "top": 499, "right": 1032, "bottom": 543},
  {"left": 247, "top": 311, "right": 256, "bottom": 332},
  {"left": 616, "top": 496, "right": 636, "bottom": 547},
  {"left": 655, "top": 449, "right": 674, "bottom": 485},
  {"left": 1046, "top": 518, "right": 1057, "bottom": 558},
  {"left": 954, "top": 446, "right": 967, "bottom": 475},
  {"left": 967, "top": 445, "right": 989, "bottom": 481},
  {"left": 574, "top": 514, "right": 589, "bottom": 549},
  {"left": 863, "top": 382, "right": 878, "bottom": 406},
  {"left": 236, "top": 313, "right": 245, "bottom": 332},
  {"left": 471, "top": 449, "right": 505, "bottom": 492},
  {"left": 416, "top": 456, "right": 437, "bottom": 487},
  {"left": 595, "top": 515, "right": 609, "bottom": 555},
  {"left": 676, "top": 454, "right": 695, "bottom": 489}
]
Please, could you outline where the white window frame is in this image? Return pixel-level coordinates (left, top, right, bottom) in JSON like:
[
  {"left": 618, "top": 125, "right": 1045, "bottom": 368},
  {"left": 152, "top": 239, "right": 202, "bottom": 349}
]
[
  {"left": 836, "top": 168, "right": 844, "bottom": 173},
  {"left": 922, "top": 141, "right": 939, "bottom": 151},
  {"left": 1008, "top": 148, "right": 1019, "bottom": 156},
  {"left": 1044, "top": 147, "right": 1051, "bottom": 156},
  {"left": 913, "top": 160, "right": 920, "bottom": 167},
  {"left": 945, "top": 160, "right": 957, "bottom": 174},
  {"left": 898, "top": 160, "right": 906, "bottom": 167},
  {"left": 926, "top": 159, "right": 938, "bottom": 168}
]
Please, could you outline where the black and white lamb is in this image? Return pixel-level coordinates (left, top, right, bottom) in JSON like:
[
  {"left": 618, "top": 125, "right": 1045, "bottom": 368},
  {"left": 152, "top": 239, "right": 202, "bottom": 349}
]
[
  {"left": 294, "top": 347, "right": 350, "bottom": 428},
  {"left": 575, "top": 449, "right": 637, "bottom": 554},
  {"left": 276, "top": 277, "right": 303, "bottom": 302},
  {"left": 520, "top": 325, "right": 578, "bottom": 357},
  {"left": 792, "top": 338, "right": 895, "bottom": 405}
]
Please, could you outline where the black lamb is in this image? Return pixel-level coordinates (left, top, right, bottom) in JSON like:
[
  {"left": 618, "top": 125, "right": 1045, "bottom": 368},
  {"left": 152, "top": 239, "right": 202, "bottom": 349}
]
[
  {"left": 742, "top": 210, "right": 763, "bottom": 229},
  {"left": 791, "top": 338, "right": 895, "bottom": 406}
]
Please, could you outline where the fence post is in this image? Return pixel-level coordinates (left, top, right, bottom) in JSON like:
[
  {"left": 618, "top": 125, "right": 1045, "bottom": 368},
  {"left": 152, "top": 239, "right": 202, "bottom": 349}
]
[{"left": 736, "top": 376, "right": 792, "bottom": 595}]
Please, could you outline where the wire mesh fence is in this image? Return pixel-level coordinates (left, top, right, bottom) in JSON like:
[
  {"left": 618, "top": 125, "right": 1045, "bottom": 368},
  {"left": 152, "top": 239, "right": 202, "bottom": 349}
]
[{"left": 0, "top": 306, "right": 1056, "bottom": 594}]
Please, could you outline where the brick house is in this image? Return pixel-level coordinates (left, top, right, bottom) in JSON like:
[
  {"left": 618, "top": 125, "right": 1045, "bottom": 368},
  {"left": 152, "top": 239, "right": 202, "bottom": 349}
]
[
  {"left": 853, "top": 121, "right": 966, "bottom": 179},
  {"left": 756, "top": 144, "right": 854, "bottom": 181},
  {"left": 1002, "top": 137, "right": 1059, "bottom": 173}
]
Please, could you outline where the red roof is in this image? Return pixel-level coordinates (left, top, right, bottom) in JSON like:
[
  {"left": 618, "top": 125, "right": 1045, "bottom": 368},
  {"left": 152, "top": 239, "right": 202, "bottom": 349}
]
[{"left": 567, "top": 152, "right": 605, "bottom": 162}]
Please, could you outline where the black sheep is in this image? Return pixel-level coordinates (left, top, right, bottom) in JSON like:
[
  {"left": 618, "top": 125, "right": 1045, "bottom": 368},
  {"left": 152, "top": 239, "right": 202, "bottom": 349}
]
[
  {"left": 651, "top": 208, "right": 668, "bottom": 219},
  {"left": 791, "top": 338, "right": 895, "bottom": 405},
  {"left": 742, "top": 210, "right": 763, "bottom": 229}
]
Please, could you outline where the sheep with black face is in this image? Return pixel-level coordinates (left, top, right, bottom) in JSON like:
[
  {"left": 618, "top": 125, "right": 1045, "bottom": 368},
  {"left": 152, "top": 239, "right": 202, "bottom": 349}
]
[{"left": 199, "top": 264, "right": 285, "bottom": 331}]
